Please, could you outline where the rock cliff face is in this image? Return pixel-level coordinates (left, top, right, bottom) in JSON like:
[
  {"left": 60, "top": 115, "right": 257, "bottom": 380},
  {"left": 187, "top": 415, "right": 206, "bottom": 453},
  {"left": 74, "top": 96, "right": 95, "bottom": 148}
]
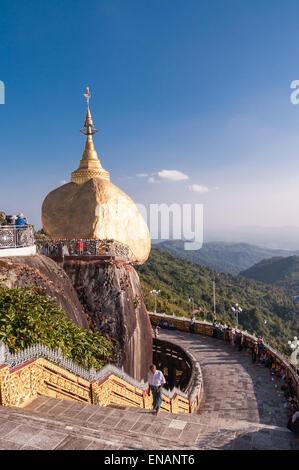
[
  {"left": 62, "top": 259, "right": 153, "bottom": 382},
  {"left": 0, "top": 255, "right": 89, "bottom": 330},
  {"left": 0, "top": 254, "right": 152, "bottom": 381}
]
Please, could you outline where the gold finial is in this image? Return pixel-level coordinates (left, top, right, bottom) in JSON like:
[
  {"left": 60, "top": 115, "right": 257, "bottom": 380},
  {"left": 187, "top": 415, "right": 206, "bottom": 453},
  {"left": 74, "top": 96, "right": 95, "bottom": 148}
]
[
  {"left": 83, "top": 86, "right": 91, "bottom": 103},
  {"left": 81, "top": 87, "right": 98, "bottom": 136},
  {"left": 71, "top": 87, "right": 110, "bottom": 184}
]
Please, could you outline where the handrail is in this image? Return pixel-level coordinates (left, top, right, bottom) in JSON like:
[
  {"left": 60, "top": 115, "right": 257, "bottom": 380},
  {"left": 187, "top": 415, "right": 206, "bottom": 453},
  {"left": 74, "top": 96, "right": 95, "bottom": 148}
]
[
  {"left": 0, "top": 224, "right": 35, "bottom": 249},
  {"left": 0, "top": 340, "right": 189, "bottom": 398},
  {"left": 0, "top": 339, "right": 203, "bottom": 412},
  {"left": 36, "top": 238, "right": 137, "bottom": 263},
  {"left": 149, "top": 311, "right": 299, "bottom": 398}
]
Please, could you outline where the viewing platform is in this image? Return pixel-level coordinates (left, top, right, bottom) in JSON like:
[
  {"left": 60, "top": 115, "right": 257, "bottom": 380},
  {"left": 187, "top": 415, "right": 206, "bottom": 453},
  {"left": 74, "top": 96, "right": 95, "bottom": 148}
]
[
  {"left": 37, "top": 238, "right": 137, "bottom": 264},
  {"left": 0, "top": 225, "right": 36, "bottom": 258}
]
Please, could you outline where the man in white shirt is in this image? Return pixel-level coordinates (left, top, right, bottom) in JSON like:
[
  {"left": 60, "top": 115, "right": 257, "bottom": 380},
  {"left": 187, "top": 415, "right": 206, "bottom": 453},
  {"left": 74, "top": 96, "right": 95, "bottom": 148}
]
[{"left": 147, "top": 364, "right": 166, "bottom": 416}]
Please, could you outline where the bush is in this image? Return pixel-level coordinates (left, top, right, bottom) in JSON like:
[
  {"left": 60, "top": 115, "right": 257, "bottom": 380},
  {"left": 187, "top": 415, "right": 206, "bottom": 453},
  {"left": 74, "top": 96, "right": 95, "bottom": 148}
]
[{"left": 0, "top": 285, "right": 113, "bottom": 370}]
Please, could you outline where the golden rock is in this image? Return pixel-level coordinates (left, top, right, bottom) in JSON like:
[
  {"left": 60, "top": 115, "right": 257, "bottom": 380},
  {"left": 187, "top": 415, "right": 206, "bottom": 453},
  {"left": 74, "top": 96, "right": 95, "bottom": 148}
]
[
  {"left": 41, "top": 88, "right": 151, "bottom": 264},
  {"left": 42, "top": 177, "right": 151, "bottom": 264}
]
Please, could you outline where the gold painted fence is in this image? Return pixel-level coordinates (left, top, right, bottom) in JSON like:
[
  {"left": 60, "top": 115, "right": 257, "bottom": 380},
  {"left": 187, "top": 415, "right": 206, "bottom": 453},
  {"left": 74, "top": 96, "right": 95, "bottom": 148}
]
[{"left": 0, "top": 349, "right": 201, "bottom": 413}]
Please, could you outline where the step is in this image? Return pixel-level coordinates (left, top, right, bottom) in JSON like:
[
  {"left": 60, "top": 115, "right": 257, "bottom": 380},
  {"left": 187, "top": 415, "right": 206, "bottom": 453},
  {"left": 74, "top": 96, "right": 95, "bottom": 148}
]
[
  {"left": 0, "top": 398, "right": 198, "bottom": 450},
  {"left": 0, "top": 396, "right": 296, "bottom": 450}
]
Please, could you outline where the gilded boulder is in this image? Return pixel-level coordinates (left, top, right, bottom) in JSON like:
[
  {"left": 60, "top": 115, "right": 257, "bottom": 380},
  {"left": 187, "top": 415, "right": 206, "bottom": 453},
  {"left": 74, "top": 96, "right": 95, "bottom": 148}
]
[{"left": 42, "top": 177, "right": 151, "bottom": 264}]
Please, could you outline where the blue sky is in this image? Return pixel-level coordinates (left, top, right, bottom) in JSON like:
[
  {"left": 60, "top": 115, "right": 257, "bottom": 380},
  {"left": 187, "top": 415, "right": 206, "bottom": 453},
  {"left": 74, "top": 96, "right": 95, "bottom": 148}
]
[{"left": 2, "top": 0, "right": 299, "bottom": 243}]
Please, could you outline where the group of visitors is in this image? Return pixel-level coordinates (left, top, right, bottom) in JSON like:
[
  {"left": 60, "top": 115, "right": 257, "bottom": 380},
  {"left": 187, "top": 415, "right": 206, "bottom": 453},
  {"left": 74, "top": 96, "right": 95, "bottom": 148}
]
[
  {"left": 211, "top": 318, "right": 299, "bottom": 437},
  {"left": 1, "top": 212, "right": 28, "bottom": 227},
  {"left": 212, "top": 320, "right": 244, "bottom": 349},
  {"left": 44, "top": 240, "right": 112, "bottom": 258},
  {"left": 150, "top": 315, "right": 299, "bottom": 431},
  {"left": 152, "top": 319, "right": 176, "bottom": 338}
]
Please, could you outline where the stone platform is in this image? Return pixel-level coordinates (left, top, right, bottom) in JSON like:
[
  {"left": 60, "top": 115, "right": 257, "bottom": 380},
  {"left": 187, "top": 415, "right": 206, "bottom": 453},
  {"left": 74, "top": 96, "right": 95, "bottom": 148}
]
[{"left": 0, "top": 330, "right": 297, "bottom": 450}]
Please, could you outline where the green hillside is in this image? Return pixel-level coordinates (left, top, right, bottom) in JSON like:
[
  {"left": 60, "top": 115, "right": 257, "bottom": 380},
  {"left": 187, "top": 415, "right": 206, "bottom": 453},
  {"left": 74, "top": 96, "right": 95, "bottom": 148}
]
[
  {"left": 137, "top": 248, "right": 299, "bottom": 355},
  {"left": 240, "top": 255, "right": 299, "bottom": 294},
  {"left": 155, "top": 240, "right": 295, "bottom": 274}
]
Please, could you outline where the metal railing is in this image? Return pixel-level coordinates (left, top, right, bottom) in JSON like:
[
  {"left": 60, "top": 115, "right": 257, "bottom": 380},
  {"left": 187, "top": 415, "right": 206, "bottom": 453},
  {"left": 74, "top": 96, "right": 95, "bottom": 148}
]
[
  {"left": 0, "top": 224, "right": 35, "bottom": 249},
  {"left": 149, "top": 312, "right": 299, "bottom": 399},
  {"left": 36, "top": 238, "right": 137, "bottom": 263}
]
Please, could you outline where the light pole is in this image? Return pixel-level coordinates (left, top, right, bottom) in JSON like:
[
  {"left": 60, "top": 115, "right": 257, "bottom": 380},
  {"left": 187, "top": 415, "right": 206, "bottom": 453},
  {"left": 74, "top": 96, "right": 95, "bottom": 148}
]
[
  {"left": 210, "top": 276, "right": 216, "bottom": 317},
  {"left": 288, "top": 336, "right": 299, "bottom": 365},
  {"left": 150, "top": 289, "right": 160, "bottom": 313},
  {"left": 231, "top": 303, "right": 242, "bottom": 327},
  {"left": 188, "top": 297, "right": 194, "bottom": 314}
]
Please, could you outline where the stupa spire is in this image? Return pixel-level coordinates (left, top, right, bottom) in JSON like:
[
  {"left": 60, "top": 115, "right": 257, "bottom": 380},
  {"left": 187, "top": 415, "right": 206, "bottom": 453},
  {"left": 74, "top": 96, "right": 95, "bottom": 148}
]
[{"left": 71, "top": 87, "right": 110, "bottom": 184}]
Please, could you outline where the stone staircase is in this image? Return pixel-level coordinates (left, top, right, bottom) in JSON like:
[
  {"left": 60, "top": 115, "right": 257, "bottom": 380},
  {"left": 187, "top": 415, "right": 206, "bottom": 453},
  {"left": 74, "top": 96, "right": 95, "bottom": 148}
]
[
  {"left": 0, "top": 392, "right": 295, "bottom": 450},
  {"left": 0, "top": 396, "right": 198, "bottom": 450}
]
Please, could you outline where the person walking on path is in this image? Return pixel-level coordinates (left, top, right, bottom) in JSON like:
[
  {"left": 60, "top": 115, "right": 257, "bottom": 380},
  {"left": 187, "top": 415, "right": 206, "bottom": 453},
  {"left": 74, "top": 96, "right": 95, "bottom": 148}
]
[
  {"left": 252, "top": 341, "right": 258, "bottom": 364},
  {"left": 147, "top": 364, "right": 166, "bottom": 416},
  {"left": 189, "top": 315, "right": 196, "bottom": 333},
  {"left": 154, "top": 325, "right": 160, "bottom": 339}
]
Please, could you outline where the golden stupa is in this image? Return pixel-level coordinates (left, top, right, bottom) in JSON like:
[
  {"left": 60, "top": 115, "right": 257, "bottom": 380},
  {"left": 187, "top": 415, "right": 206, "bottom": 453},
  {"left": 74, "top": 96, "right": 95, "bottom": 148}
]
[{"left": 42, "top": 88, "right": 151, "bottom": 264}]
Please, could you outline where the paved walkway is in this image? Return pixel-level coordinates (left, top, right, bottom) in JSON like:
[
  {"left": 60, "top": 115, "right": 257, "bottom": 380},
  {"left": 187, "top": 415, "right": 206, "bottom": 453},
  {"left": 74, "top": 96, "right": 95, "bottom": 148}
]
[
  {"left": 159, "top": 330, "right": 296, "bottom": 449},
  {"left": 0, "top": 330, "right": 296, "bottom": 450}
]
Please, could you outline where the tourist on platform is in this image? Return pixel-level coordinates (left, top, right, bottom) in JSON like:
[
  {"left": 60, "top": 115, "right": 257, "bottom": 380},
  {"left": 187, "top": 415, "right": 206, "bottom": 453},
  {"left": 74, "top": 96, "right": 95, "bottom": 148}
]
[
  {"left": 286, "top": 377, "right": 296, "bottom": 399},
  {"left": 265, "top": 353, "right": 274, "bottom": 370},
  {"left": 62, "top": 244, "right": 70, "bottom": 257},
  {"left": 252, "top": 341, "right": 258, "bottom": 363},
  {"left": 147, "top": 364, "right": 166, "bottom": 416},
  {"left": 78, "top": 240, "right": 84, "bottom": 255},
  {"left": 169, "top": 321, "right": 175, "bottom": 330},
  {"left": 189, "top": 315, "right": 196, "bottom": 333},
  {"left": 217, "top": 323, "right": 223, "bottom": 340},
  {"left": 235, "top": 330, "right": 243, "bottom": 351},
  {"left": 287, "top": 408, "right": 299, "bottom": 436},
  {"left": 257, "top": 336, "right": 265, "bottom": 363},
  {"left": 275, "top": 363, "right": 283, "bottom": 378},
  {"left": 225, "top": 324, "right": 230, "bottom": 342},
  {"left": 154, "top": 325, "right": 159, "bottom": 338},
  {"left": 212, "top": 319, "right": 218, "bottom": 338},
  {"left": 0, "top": 211, "right": 6, "bottom": 224},
  {"left": 231, "top": 327, "right": 236, "bottom": 345},
  {"left": 260, "top": 350, "right": 267, "bottom": 365},
  {"left": 3, "top": 214, "right": 17, "bottom": 225},
  {"left": 15, "top": 213, "right": 27, "bottom": 227}
]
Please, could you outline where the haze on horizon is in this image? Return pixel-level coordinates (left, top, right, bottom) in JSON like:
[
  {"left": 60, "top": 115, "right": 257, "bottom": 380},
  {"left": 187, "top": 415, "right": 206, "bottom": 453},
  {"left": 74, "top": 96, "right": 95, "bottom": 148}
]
[{"left": 1, "top": 0, "right": 299, "bottom": 250}]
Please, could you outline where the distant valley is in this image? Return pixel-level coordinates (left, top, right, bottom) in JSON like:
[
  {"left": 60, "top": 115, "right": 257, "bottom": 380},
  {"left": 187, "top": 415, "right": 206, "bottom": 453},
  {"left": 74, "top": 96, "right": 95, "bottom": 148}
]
[
  {"left": 137, "top": 247, "right": 299, "bottom": 354},
  {"left": 154, "top": 240, "right": 297, "bottom": 275},
  {"left": 240, "top": 255, "right": 299, "bottom": 295}
]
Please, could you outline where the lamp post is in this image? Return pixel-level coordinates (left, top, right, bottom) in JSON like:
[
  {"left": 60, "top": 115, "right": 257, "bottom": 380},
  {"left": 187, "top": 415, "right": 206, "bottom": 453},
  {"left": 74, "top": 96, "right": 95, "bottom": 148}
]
[
  {"left": 210, "top": 275, "right": 216, "bottom": 317},
  {"left": 231, "top": 303, "right": 242, "bottom": 327},
  {"left": 150, "top": 289, "right": 160, "bottom": 313},
  {"left": 188, "top": 297, "right": 195, "bottom": 314},
  {"left": 288, "top": 336, "right": 299, "bottom": 365}
]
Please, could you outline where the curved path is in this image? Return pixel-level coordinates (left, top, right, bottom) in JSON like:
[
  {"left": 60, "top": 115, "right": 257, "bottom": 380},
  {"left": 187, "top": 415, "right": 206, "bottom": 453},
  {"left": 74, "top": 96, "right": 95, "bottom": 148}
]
[
  {"left": 159, "top": 329, "right": 295, "bottom": 450},
  {"left": 0, "top": 330, "right": 296, "bottom": 450}
]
